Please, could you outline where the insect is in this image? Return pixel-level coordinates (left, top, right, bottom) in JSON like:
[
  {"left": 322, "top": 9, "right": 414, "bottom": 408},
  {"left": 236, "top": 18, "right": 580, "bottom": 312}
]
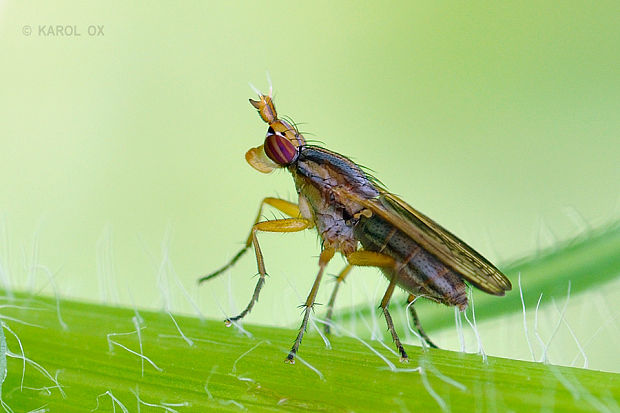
[{"left": 199, "top": 84, "right": 512, "bottom": 364}]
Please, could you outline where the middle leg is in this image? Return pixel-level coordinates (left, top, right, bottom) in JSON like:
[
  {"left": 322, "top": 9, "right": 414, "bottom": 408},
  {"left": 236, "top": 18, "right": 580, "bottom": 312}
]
[
  {"left": 324, "top": 264, "right": 353, "bottom": 334},
  {"left": 286, "top": 247, "right": 335, "bottom": 363}
]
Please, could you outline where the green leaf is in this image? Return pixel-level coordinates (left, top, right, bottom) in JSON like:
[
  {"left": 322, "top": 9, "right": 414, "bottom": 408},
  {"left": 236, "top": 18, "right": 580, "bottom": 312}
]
[{"left": 0, "top": 292, "right": 618, "bottom": 412}]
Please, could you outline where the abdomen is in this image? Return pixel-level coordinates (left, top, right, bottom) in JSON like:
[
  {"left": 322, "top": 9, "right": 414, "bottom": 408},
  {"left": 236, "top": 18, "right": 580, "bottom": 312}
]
[{"left": 354, "top": 213, "right": 468, "bottom": 309}]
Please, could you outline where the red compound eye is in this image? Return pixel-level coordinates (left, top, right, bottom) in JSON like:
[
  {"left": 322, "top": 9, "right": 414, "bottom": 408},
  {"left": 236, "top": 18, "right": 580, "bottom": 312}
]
[{"left": 264, "top": 133, "right": 299, "bottom": 166}]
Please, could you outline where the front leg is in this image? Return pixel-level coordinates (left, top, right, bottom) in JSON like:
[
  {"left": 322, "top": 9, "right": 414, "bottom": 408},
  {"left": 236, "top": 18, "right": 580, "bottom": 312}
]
[
  {"left": 227, "top": 217, "right": 312, "bottom": 324},
  {"left": 198, "top": 197, "right": 306, "bottom": 284}
]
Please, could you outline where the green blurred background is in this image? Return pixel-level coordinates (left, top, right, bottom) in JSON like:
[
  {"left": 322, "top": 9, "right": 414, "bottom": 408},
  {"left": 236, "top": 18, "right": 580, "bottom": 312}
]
[{"left": 1, "top": 2, "right": 619, "bottom": 370}]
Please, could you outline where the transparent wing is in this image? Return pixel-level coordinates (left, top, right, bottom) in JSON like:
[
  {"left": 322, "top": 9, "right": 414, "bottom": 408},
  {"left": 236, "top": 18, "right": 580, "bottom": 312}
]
[{"left": 342, "top": 189, "right": 512, "bottom": 295}]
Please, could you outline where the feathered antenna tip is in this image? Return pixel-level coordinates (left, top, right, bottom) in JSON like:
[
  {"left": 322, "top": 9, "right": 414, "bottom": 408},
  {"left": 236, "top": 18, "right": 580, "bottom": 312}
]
[
  {"left": 248, "top": 72, "right": 273, "bottom": 97},
  {"left": 265, "top": 71, "right": 273, "bottom": 97},
  {"left": 248, "top": 82, "right": 262, "bottom": 97}
]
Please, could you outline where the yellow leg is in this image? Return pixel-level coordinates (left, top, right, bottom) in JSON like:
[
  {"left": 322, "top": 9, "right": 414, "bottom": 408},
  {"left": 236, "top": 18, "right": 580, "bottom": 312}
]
[
  {"left": 346, "top": 250, "right": 409, "bottom": 362},
  {"left": 198, "top": 197, "right": 305, "bottom": 283},
  {"left": 347, "top": 250, "right": 396, "bottom": 268},
  {"left": 286, "top": 248, "right": 335, "bottom": 363},
  {"left": 324, "top": 264, "right": 353, "bottom": 334},
  {"left": 324, "top": 251, "right": 399, "bottom": 334},
  {"left": 243, "top": 198, "right": 304, "bottom": 245},
  {"left": 225, "top": 217, "right": 313, "bottom": 324}
]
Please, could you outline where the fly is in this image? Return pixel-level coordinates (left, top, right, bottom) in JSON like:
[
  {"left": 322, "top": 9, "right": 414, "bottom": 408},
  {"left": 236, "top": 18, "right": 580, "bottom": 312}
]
[{"left": 199, "top": 83, "right": 512, "bottom": 363}]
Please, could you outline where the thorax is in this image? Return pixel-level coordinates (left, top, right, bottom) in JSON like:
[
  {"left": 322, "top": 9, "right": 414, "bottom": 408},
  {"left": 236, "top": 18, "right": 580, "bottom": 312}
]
[{"left": 289, "top": 146, "right": 379, "bottom": 255}]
